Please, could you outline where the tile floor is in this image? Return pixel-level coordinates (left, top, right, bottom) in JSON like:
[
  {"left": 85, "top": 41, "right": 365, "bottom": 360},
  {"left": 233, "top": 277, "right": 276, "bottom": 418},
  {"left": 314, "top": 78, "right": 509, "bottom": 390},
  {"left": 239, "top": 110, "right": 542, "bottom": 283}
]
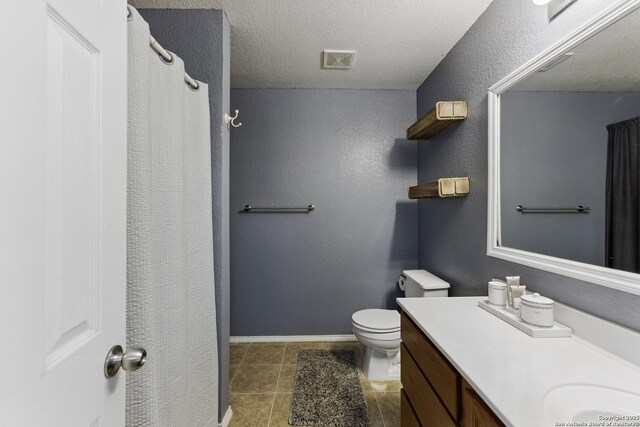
[{"left": 229, "top": 341, "right": 401, "bottom": 427}]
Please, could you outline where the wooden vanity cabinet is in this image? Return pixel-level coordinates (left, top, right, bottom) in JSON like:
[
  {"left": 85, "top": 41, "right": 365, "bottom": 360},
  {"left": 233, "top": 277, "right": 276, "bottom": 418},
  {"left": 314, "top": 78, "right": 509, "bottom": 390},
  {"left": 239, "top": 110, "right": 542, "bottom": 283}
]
[{"left": 401, "top": 312, "right": 505, "bottom": 427}]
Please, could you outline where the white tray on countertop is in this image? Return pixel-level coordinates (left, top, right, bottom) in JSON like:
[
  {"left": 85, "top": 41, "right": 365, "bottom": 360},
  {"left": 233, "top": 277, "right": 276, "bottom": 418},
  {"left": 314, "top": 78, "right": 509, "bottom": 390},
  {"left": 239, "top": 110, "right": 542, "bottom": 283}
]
[{"left": 478, "top": 300, "right": 572, "bottom": 338}]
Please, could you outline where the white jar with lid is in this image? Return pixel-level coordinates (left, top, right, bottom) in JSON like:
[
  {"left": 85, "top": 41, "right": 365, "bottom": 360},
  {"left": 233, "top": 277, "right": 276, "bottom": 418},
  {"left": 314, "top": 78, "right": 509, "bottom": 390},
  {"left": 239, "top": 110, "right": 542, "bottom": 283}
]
[
  {"left": 520, "top": 293, "right": 554, "bottom": 327},
  {"left": 488, "top": 281, "right": 507, "bottom": 307}
]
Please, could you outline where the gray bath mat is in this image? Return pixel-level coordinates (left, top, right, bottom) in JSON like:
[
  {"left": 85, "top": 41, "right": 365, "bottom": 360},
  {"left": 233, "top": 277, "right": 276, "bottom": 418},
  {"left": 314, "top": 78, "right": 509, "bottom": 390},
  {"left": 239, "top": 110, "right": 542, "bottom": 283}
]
[{"left": 289, "top": 350, "right": 370, "bottom": 426}]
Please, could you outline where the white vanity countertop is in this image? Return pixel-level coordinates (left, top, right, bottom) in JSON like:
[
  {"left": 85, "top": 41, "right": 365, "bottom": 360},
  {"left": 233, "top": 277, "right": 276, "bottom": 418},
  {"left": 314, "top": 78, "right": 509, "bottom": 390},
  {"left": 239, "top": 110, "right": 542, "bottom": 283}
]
[{"left": 397, "top": 297, "right": 640, "bottom": 427}]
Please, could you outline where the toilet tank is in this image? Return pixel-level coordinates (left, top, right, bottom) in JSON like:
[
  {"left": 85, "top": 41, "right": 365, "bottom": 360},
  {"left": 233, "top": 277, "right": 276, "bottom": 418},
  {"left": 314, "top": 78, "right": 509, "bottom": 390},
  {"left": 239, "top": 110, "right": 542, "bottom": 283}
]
[{"left": 401, "top": 270, "right": 450, "bottom": 298}]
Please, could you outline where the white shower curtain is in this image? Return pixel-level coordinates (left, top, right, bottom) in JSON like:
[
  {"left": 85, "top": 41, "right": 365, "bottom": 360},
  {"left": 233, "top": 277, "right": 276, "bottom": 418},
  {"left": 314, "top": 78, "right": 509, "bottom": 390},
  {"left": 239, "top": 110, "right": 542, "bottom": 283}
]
[{"left": 126, "top": 7, "right": 218, "bottom": 426}]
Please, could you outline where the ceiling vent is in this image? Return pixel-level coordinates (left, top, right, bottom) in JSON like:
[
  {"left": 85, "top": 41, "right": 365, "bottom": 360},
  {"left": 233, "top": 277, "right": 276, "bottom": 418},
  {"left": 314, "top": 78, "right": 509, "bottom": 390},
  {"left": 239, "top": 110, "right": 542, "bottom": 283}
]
[{"left": 322, "top": 50, "right": 356, "bottom": 69}]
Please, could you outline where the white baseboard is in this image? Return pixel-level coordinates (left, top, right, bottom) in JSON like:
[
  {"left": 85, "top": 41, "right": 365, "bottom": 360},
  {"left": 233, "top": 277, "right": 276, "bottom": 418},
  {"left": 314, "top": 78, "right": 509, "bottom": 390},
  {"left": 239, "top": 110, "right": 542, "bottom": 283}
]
[
  {"left": 218, "top": 406, "right": 232, "bottom": 427},
  {"left": 229, "top": 334, "right": 357, "bottom": 343}
]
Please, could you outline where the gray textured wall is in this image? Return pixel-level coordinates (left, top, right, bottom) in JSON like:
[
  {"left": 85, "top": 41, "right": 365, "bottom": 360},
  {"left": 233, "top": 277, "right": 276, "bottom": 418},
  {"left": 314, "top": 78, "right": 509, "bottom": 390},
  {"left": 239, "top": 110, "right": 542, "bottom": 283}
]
[
  {"left": 230, "top": 89, "right": 417, "bottom": 336},
  {"left": 138, "top": 9, "right": 231, "bottom": 422},
  {"left": 416, "top": 0, "right": 640, "bottom": 331},
  {"left": 501, "top": 91, "right": 640, "bottom": 265}
]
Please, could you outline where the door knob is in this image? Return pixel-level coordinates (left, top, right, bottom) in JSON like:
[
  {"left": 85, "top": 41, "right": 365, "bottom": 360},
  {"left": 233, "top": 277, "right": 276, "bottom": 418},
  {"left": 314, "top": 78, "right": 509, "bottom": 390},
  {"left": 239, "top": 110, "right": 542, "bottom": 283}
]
[{"left": 104, "top": 345, "right": 147, "bottom": 378}]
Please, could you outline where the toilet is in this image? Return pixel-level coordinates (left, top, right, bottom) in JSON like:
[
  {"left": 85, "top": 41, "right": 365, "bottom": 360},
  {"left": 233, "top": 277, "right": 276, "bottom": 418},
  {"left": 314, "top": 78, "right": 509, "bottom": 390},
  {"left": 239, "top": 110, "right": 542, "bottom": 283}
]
[{"left": 351, "top": 270, "right": 449, "bottom": 381}]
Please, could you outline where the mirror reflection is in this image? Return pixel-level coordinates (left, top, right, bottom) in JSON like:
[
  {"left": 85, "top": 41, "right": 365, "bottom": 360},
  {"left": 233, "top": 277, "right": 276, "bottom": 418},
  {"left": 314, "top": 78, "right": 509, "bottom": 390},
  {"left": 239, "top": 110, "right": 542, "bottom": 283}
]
[{"left": 499, "top": 8, "right": 640, "bottom": 274}]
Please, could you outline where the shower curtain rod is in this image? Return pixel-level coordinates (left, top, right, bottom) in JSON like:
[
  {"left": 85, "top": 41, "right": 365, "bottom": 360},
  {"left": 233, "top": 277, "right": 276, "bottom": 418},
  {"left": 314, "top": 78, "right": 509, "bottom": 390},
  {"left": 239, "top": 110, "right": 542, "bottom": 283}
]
[{"left": 127, "top": 5, "right": 200, "bottom": 91}]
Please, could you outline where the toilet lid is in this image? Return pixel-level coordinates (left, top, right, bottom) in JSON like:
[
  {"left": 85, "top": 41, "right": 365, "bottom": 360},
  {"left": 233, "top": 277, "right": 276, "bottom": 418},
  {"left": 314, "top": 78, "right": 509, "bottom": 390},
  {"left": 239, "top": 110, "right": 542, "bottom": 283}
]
[{"left": 352, "top": 309, "right": 400, "bottom": 331}]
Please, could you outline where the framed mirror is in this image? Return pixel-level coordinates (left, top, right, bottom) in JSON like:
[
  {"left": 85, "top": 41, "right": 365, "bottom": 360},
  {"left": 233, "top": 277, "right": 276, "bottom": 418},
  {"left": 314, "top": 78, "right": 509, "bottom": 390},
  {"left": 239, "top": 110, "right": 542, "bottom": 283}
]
[{"left": 487, "top": 0, "right": 640, "bottom": 295}]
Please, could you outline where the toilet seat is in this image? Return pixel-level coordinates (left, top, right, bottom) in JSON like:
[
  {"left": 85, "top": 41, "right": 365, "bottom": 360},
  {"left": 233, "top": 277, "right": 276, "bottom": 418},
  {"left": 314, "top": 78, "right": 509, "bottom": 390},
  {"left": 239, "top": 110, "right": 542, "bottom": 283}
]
[{"left": 352, "top": 309, "right": 400, "bottom": 332}]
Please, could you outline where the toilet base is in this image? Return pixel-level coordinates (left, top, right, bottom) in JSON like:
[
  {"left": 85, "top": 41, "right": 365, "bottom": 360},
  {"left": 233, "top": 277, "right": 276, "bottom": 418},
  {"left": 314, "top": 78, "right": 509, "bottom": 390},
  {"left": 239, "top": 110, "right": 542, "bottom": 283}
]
[{"left": 362, "top": 347, "right": 400, "bottom": 381}]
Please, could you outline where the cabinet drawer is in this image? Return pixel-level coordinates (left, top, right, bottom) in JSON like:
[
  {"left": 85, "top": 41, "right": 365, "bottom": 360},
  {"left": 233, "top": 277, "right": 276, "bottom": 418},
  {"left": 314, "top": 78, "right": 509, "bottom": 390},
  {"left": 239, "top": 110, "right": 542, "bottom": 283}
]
[
  {"left": 401, "top": 312, "right": 460, "bottom": 419},
  {"left": 401, "top": 344, "right": 456, "bottom": 427},
  {"left": 401, "top": 389, "right": 421, "bottom": 427},
  {"left": 462, "top": 379, "right": 505, "bottom": 427}
]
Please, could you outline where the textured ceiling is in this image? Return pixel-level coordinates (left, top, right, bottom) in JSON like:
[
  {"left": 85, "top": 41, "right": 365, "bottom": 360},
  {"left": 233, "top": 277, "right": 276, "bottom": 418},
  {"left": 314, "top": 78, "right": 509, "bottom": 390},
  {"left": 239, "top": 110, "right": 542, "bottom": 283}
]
[
  {"left": 513, "top": 6, "right": 640, "bottom": 92},
  {"left": 129, "top": 0, "right": 494, "bottom": 89}
]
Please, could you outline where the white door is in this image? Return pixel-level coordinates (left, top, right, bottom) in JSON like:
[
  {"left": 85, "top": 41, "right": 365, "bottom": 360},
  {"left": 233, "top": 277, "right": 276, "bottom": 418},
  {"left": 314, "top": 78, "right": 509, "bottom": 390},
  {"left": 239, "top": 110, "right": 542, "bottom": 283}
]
[{"left": 0, "top": 0, "right": 128, "bottom": 425}]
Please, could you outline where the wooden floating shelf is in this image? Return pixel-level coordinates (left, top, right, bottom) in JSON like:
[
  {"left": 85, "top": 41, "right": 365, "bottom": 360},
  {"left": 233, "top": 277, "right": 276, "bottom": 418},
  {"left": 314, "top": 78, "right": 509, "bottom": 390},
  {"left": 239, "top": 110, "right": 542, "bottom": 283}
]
[
  {"left": 409, "top": 177, "right": 470, "bottom": 199},
  {"left": 407, "top": 101, "right": 468, "bottom": 140}
]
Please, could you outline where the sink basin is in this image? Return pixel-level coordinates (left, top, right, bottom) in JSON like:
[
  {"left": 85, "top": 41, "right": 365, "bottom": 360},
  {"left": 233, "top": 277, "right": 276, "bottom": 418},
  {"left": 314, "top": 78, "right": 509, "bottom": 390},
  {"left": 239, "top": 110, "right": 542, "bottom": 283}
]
[{"left": 543, "top": 384, "right": 640, "bottom": 424}]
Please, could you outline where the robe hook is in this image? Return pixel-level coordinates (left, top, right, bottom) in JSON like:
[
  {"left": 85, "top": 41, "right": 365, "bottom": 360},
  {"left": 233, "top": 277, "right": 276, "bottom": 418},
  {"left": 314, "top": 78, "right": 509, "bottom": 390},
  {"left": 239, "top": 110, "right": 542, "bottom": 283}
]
[{"left": 224, "top": 109, "right": 242, "bottom": 128}]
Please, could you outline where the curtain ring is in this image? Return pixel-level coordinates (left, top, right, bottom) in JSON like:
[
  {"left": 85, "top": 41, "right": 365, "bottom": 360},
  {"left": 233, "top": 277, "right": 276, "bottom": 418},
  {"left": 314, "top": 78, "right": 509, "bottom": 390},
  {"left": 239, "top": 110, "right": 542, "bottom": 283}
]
[
  {"left": 159, "top": 51, "right": 174, "bottom": 65},
  {"left": 187, "top": 80, "right": 200, "bottom": 92}
]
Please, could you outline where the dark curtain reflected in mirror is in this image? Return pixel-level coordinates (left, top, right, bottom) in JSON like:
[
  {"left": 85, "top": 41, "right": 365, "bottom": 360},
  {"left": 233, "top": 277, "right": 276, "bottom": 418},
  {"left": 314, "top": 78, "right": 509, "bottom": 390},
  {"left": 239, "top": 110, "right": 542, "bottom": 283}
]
[{"left": 605, "top": 117, "right": 640, "bottom": 273}]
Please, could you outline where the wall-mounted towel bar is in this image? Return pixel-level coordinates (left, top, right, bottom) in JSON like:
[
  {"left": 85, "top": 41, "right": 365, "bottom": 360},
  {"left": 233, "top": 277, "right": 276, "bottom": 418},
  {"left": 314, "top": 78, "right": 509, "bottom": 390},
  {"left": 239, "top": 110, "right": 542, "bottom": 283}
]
[
  {"left": 516, "top": 205, "right": 590, "bottom": 214},
  {"left": 241, "top": 204, "right": 315, "bottom": 213}
]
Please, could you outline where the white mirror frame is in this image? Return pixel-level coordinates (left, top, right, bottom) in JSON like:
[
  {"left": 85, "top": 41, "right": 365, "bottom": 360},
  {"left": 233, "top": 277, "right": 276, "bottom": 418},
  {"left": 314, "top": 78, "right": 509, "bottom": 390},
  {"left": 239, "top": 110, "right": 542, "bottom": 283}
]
[{"left": 487, "top": 0, "right": 640, "bottom": 296}]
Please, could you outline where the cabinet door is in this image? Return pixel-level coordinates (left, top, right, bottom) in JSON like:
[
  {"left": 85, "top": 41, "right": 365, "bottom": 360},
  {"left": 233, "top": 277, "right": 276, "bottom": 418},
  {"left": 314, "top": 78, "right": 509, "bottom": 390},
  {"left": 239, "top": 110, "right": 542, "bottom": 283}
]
[{"left": 462, "top": 381, "right": 505, "bottom": 427}]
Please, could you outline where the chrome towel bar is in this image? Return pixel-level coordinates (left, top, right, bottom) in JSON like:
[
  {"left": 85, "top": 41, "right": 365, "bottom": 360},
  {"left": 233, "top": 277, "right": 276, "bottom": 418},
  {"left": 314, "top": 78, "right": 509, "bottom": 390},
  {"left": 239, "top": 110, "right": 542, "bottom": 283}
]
[
  {"left": 241, "top": 204, "right": 315, "bottom": 213},
  {"left": 516, "top": 205, "right": 590, "bottom": 214}
]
